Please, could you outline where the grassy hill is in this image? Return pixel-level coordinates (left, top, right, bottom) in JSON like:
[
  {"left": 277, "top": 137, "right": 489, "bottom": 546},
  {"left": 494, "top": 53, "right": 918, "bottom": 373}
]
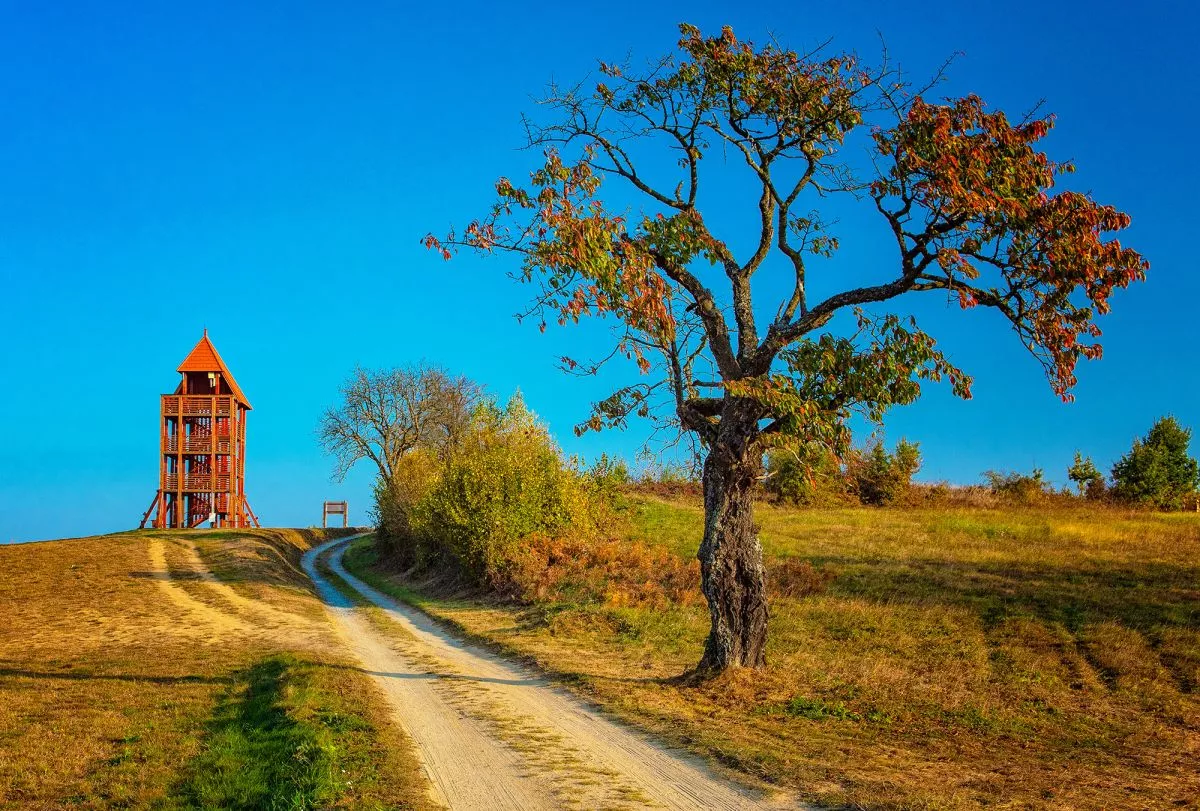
[
  {"left": 0, "top": 527, "right": 434, "bottom": 809},
  {"left": 4, "top": 504, "right": 1196, "bottom": 809},
  {"left": 345, "top": 495, "right": 1200, "bottom": 809}
]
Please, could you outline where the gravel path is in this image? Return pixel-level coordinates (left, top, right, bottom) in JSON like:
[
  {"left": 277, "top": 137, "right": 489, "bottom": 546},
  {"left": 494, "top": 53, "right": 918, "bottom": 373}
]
[{"left": 302, "top": 535, "right": 789, "bottom": 811}]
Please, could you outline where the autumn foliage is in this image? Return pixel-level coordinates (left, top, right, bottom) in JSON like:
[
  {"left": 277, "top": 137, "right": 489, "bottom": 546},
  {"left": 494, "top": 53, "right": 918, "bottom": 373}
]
[
  {"left": 428, "top": 25, "right": 1146, "bottom": 430},
  {"left": 873, "top": 95, "right": 1146, "bottom": 397}
]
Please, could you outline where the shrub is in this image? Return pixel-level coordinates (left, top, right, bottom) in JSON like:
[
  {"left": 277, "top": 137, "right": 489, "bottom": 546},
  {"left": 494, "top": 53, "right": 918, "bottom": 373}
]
[
  {"left": 588, "top": 452, "right": 630, "bottom": 486},
  {"left": 367, "top": 390, "right": 707, "bottom": 608},
  {"left": 373, "top": 449, "right": 440, "bottom": 566},
  {"left": 1110, "top": 416, "right": 1200, "bottom": 510},
  {"left": 910, "top": 483, "right": 999, "bottom": 508},
  {"left": 407, "top": 393, "right": 610, "bottom": 586},
  {"left": 502, "top": 532, "right": 701, "bottom": 608},
  {"left": 629, "top": 460, "right": 702, "bottom": 498},
  {"left": 765, "top": 438, "right": 920, "bottom": 507},
  {"left": 585, "top": 453, "right": 631, "bottom": 510},
  {"left": 983, "top": 468, "right": 1051, "bottom": 505},
  {"left": 763, "top": 445, "right": 852, "bottom": 506},
  {"left": 849, "top": 439, "right": 921, "bottom": 506}
]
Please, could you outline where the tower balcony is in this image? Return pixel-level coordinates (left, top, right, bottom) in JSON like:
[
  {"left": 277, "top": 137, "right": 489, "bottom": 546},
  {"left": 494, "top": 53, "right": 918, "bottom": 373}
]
[{"left": 161, "top": 395, "right": 236, "bottom": 417}]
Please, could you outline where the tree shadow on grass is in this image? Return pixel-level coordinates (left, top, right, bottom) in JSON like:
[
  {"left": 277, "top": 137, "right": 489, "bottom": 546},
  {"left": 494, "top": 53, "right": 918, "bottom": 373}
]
[
  {"left": 171, "top": 655, "right": 341, "bottom": 810},
  {"left": 0, "top": 667, "right": 222, "bottom": 685},
  {"left": 811, "top": 555, "right": 1200, "bottom": 633},
  {"left": 127, "top": 570, "right": 207, "bottom": 582}
]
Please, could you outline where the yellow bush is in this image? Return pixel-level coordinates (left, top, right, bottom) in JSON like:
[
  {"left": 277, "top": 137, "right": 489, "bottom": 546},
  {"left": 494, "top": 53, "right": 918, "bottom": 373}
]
[
  {"left": 407, "top": 394, "right": 608, "bottom": 585},
  {"left": 372, "top": 393, "right": 705, "bottom": 608},
  {"left": 374, "top": 449, "right": 440, "bottom": 566}
]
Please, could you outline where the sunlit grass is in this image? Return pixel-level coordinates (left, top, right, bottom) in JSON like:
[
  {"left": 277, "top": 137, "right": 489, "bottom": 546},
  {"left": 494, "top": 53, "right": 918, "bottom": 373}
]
[
  {"left": 350, "top": 497, "right": 1200, "bottom": 809},
  {"left": 0, "top": 528, "right": 435, "bottom": 809}
]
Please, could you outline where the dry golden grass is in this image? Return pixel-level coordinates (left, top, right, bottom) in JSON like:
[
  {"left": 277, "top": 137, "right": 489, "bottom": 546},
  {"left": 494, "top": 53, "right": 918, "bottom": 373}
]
[
  {"left": 346, "top": 498, "right": 1200, "bottom": 810},
  {"left": 0, "top": 527, "right": 436, "bottom": 810}
]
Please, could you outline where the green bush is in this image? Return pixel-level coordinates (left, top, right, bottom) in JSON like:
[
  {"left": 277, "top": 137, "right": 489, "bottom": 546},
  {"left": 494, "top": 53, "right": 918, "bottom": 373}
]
[
  {"left": 373, "top": 449, "right": 440, "bottom": 566},
  {"left": 1067, "top": 452, "right": 1105, "bottom": 499},
  {"left": 585, "top": 452, "right": 631, "bottom": 510},
  {"left": 407, "top": 394, "right": 609, "bottom": 587},
  {"left": 764, "top": 445, "right": 852, "bottom": 506},
  {"left": 1111, "top": 416, "right": 1200, "bottom": 510},
  {"left": 364, "top": 387, "right": 705, "bottom": 605},
  {"left": 588, "top": 452, "right": 630, "bottom": 486},
  {"left": 764, "top": 438, "right": 920, "bottom": 507}
]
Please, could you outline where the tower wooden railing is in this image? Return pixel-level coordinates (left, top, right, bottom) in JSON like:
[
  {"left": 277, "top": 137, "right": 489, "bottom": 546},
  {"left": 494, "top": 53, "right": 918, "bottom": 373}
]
[{"left": 161, "top": 395, "right": 235, "bottom": 416}]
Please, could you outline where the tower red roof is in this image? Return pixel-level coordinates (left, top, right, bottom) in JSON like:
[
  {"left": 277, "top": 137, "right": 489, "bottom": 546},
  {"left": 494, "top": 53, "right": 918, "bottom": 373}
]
[{"left": 176, "top": 330, "right": 252, "bottom": 409}]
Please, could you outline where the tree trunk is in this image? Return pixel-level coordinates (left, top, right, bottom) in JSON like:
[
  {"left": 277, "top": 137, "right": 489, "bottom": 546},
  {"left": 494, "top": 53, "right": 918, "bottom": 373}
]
[{"left": 696, "top": 404, "right": 768, "bottom": 672}]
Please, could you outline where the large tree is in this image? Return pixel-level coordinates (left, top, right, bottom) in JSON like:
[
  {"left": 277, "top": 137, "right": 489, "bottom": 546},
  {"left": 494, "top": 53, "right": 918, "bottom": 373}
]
[{"left": 428, "top": 25, "right": 1147, "bottom": 671}]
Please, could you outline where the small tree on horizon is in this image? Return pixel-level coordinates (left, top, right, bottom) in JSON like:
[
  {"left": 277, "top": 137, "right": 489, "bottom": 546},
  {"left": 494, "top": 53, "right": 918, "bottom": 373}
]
[
  {"left": 853, "top": 438, "right": 921, "bottom": 506},
  {"left": 1111, "top": 416, "right": 1199, "bottom": 510},
  {"left": 428, "top": 24, "right": 1147, "bottom": 672},
  {"left": 1067, "top": 452, "right": 1104, "bottom": 497}
]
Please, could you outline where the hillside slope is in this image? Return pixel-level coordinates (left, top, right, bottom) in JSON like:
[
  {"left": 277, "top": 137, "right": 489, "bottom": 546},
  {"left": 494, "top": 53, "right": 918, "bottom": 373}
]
[
  {"left": 345, "top": 497, "right": 1200, "bottom": 809},
  {"left": 0, "top": 527, "right": 435, "bottom": 809}
]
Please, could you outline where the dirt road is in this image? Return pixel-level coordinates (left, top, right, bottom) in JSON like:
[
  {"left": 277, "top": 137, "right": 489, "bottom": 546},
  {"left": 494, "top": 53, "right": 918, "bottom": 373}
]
[{"left": 302, "top": 536, "right": 789, "bottom": 811}]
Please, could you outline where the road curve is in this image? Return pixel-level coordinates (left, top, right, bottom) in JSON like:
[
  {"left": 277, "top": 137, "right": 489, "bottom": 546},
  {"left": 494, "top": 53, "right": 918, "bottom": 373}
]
[{"left": 302, "top": 535, "right": 790, "bottom": 811}]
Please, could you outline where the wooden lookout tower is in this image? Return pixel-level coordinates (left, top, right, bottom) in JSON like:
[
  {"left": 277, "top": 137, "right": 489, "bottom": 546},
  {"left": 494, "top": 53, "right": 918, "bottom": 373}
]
[{"left": 140, "top": 331, "right": 259, "bottom": 529}]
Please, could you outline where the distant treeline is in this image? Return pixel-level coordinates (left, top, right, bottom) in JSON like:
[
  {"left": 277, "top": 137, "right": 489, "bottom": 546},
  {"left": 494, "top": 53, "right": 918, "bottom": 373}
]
[{"left": 624, "top": 415, "right": 1200, "bottom": 512}]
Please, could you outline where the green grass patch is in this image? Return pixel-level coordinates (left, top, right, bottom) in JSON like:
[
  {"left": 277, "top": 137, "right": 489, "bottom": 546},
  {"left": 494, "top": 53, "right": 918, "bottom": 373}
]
[
  {"left": 172, "top": 654, "right": 394, "bottom": 810},
  {"left": 757, "top": 696, "right": 864, "bottom": 723},
  {"left": 175, "top": 655, "right": 343, "bottom": 809}
]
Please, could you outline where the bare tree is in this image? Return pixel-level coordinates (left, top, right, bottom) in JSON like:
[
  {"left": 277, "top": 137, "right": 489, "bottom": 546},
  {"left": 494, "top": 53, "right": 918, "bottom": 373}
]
[{"left": 318, "top": 364, "right": 482, "bottom": 485}]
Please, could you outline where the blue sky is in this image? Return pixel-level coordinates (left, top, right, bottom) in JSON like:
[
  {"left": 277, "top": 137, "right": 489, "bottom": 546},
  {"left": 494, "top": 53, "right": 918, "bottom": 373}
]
[{"left": 1, "top": 1, "right": 1196, "bottom": 541}]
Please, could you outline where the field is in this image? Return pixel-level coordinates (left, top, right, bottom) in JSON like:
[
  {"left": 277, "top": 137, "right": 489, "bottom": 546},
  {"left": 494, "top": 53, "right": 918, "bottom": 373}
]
[
  {"left": 0, "top": 527, "right": 435, "bottom": 809},
  {"left": 345, "top": 496, "right": 1200, "bottom": 809}
]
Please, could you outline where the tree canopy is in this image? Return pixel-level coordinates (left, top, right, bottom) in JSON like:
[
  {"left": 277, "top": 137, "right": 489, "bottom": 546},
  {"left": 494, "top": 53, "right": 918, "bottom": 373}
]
[{"left": 318, "top": 364, "right": 482, "bottom": 485}]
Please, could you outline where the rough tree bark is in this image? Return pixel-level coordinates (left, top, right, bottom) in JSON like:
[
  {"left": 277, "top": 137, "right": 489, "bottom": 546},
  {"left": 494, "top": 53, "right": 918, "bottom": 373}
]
[{"left": 696, "top": 401, "right": 768, "bottom": 671}]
